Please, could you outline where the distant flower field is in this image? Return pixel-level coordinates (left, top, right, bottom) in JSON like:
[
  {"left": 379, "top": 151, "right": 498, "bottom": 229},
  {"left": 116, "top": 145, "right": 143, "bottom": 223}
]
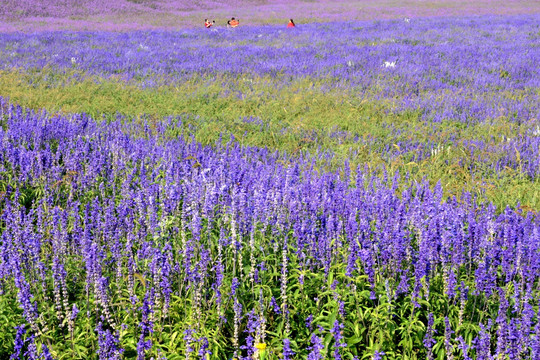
[
  {"left": 1, "top": 0, "right": 537, "bottom": 31},
  {"left": 1, "top": 12, "right": 540, "bottom": 360}
]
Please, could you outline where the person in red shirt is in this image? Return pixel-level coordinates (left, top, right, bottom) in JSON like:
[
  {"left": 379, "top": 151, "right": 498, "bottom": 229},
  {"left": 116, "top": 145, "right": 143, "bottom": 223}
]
[
  {"left": 204, "top": 19, "right": 215, "bottom": 28},
  {"left": 287, "top": 19, "right": 295, "bottom": 28},
  {"left": 227, "top": 17, "right": 240, "bottom": 28}
]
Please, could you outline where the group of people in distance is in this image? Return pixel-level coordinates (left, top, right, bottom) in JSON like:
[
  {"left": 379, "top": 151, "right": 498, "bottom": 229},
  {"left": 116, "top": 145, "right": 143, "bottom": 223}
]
[{"left": 204, "top": 18, "right": 295, "bottom": 28}]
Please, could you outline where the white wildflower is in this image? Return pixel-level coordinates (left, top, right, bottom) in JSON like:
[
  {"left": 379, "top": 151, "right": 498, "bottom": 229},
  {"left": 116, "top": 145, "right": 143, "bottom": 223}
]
[
  {"left": 404, "top": 18, "right": 411, "bottom": 23},
  {"left": 71, "top": 57, "right": 76, "bottom": 64},
  {"left": 347, "top": 60, "right": 354, "bottom": 67},
  {"left": 383, "top": 61, "right": 396, "bottom": 68},
  {"left": 431, "top": 144, "right": 443, "bottom": 157}
]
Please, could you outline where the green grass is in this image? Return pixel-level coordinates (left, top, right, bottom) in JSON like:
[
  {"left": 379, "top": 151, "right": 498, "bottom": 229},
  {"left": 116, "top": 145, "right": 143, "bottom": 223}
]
[{"left": 1, "top": 69, "right": 539, "bottom": 211}]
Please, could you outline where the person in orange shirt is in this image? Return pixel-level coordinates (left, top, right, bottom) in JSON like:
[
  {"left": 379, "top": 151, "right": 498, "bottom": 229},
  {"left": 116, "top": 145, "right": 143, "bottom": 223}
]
[
  {"left": 287, "top": 19, "right": 295, "bottom": 28},
  {"left": 227, "top": 17, "right": 240, "bottom": 28},
  {"left": 204, "top": 19, "right": 215, "bottom": 28}
]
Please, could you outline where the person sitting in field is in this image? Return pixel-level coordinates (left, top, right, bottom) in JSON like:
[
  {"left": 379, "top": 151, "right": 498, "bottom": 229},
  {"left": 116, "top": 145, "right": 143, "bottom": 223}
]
[
  {"left": 205, "top": 19, "right": 215, "bottom": 28},
  {"left": 287, "top": 19, "right": 295, "bottom": 28},
  {"left": 227, "top": 17, "right": 240, "bottom": 28}
]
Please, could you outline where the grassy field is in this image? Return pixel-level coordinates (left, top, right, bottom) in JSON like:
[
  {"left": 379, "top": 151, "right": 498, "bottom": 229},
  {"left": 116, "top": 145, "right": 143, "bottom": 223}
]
[{"left": 1, "top": 68, "right": 539, "bottom": 211}]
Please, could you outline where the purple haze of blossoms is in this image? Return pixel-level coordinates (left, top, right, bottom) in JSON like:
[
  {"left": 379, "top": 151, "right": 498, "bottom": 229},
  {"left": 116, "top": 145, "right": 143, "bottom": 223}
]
[
  {"left": 1, "top": 95, "right": 540, "bottom": 357},
  {"left": 0, "top": 15, "right": 538, "bottom": 127},
  {"left": 1, "top": 17, "right": 539, "bottom": 181},
  {"left": 1, "top": 0, "right": 537, "bottom": 32}
]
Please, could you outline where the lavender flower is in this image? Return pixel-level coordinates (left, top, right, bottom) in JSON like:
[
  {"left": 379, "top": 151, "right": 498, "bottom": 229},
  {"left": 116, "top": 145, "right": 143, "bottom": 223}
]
[
  {"left": 283, "top": 338, "right": 295, "bottom": 360},
  {"left": 330, "top": 320, "right": 346, "bottom": 360},
  {"left": 96, "top": 322, "right": 124, "bottom": 360},
  {"left": 307, "top": 334, "right": 325, "bottom": 360},
  {"left": 10, "top": 325, "right": 26, "bottom": 360}
]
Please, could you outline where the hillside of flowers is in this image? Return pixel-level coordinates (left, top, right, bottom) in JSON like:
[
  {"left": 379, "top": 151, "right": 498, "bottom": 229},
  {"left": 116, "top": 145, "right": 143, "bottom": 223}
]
[{"left": 1, "top": 4, "right": 540, "bottom": 360}]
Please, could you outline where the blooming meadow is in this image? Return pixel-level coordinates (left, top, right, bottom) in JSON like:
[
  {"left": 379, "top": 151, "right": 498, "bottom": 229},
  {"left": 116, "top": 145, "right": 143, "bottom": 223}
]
[
  {"left": 1, "top": 0, "right": 536, "bottom": 31},
  {"left": 1, "top": 3, "right": 540, "bottom": 360}
]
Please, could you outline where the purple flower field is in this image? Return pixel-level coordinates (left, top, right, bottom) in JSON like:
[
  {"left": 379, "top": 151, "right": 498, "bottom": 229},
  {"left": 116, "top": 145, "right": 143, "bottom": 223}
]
[
  {"left": 1, "top": 1, "right": 540, "bottom": 359},
  {"left": 2, "top": 0, "right": 539, "bottom": 31},
  {"left": 2, "top": 15, "right": 539, "bottom": 123},
  {"left": 2, "top": 96, "right": 540, "bottom": 359}
]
